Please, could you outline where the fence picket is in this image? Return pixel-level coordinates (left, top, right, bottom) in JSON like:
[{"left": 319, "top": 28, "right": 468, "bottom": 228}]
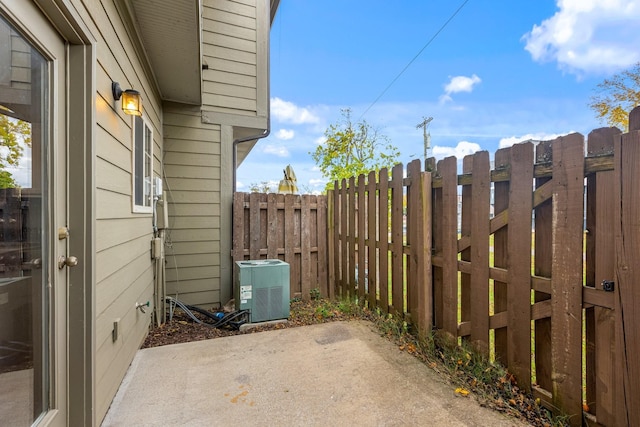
[
  {"left": 440, "top": 156, "right": 458, "bottom": 339},
  {"left": 391, "top": 163, "right": 404, "bottom": 315},
  {"left": 432, "top": 161, "right": 443, "bottom": 329},
  {"left": 493, "top": 148, "right": 509, "bottom": 365},
  {"left": 407, "top": 160, "right": 420, "bottom": 322},
  {"left": 550, "top": 133, "right": 585, "bottom": 425},
  {"left": 506, "top": 142, "right": 534, "bottom": 391},
  {"left": 460, "top": 156, "right": 473, "bottom": 341},
  {"left": 534, "top": 140, "right": 553, "bottom": 402},
  {"left": 301, "top": 195, "right": 311, "bottom": 299},
  {"left": 357, "top": 175, "right": 366, "bottom": 302},
  {"left": 348, "top": 177, "right": 357, "bottom": 299},
  {"left": 367, "top": 171, "right": 378, "bottom": 308},
  {"left": 378, "top": 168, "right": 390, "bottom": 313},
  {"left": 317, "top": 195, "right": 329, "bottom": 298},
  {"left": 340, "top": 179, "right": 348, "bottom": 298},
  {"left": 470, "top": 151, "right": 491, "bottom": 352}
]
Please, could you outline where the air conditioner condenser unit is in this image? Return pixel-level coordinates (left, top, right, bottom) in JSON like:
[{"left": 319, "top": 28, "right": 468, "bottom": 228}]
[{"left": 234, "top": 260, "right": 290, "bottom": 323}]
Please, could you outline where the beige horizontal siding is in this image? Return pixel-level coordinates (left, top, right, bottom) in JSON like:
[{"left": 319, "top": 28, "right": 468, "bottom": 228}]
[
  {"left": 202, "top": 0, "right": 259, "bottom": 115},
  {"left": 164, "top": 101, "right": 223, "bottom": 308}
]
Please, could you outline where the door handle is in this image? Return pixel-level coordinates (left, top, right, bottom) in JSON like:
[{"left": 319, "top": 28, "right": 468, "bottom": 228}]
[{"left": 58, "top": 256, "right": 79, "bottom": 269}]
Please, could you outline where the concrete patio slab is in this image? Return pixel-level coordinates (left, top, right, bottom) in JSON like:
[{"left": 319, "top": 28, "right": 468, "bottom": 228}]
[{"left": 102, "top": 321, "right": 528, "bottom": 426}]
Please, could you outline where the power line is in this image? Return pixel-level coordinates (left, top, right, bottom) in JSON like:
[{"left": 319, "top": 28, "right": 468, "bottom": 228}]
[{"left": 358, "top": 0, "right": 471, "bottom": 121}]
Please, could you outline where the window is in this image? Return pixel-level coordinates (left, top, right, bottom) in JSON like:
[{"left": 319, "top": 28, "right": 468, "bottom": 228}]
[{"left": 133, "top": 115, "right": 152, "bottom": 212}]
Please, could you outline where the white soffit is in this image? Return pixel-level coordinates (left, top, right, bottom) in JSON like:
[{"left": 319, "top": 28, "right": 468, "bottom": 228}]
[{"left": 130, "top": 0, "right": 201, "bottom": 105}]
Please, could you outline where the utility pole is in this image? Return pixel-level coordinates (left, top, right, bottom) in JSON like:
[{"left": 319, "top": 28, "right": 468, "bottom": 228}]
[{"left": 416, "top": 116, "right": 433, "bottom": 161}]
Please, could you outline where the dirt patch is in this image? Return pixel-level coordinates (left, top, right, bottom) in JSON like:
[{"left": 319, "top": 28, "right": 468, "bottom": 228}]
[{"left": 142, "top": 299, "right": 362, "bottom": 349}]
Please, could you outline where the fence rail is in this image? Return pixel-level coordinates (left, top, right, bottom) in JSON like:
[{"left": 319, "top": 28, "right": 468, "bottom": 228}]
[
  {"left": 232, "top": 192, "right": 328, "bottom": 299},
  {"left": 327, "top": 107, "right": 640, "bottom": 426}
]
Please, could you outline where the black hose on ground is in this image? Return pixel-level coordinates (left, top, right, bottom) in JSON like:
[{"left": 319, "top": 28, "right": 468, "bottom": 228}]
[{"left": 165, "top": 296, "right": 249, "bottom": 330}]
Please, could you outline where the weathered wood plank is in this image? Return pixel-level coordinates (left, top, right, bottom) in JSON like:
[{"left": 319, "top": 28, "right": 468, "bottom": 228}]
[
  {"left": 317, "top": 195, "right": 329, "bottom": 298},
  {"left": 534, "top": 140, "right": 553, "bottom": 394},
  {"left": 265, "top": 193, "right": 278, "bottom": 259},
  {"left": 340, "top": 179, "right": 348, "bottom": 298},
  {"left": 470, "top": 151, "right": 490, "bottom": 353},
  {"left": 406, "top": 160, "right": 420, "bottom": 323},
  {"left": 249, "top": 193, "right": 261, "bottom": 259},
  {"left": 507, "top": 142, "right": 534, "bottom": 392},
  {"left": 614, "top": 107, "right": 640, "bottom": 426},
  {"left": 493, "top": 147, "right": 509, "bottom": 366},
  {"left": 391, "top": 163, "right": 404, "bottom": 314},
  {"left": 551, "top": 133, "right": 585, "bottom": 425},
  {"left": 432, "top": 162, "right": 444, "bottom": 329},
  {"left": 284, "top": 194, "right": 295, "bottom": 292},
  {"left": 232, "top": 192, "right": 245, "bottom": 262},
  {"left": 460, "top": 156, "right": 473, "bottom": 343},
  {"left": 367, "top": 171, "right": 378, "bottom": 308},
  {"left": 418, "top": 170, "right": 433, "bottom": 333},
  {"left": 357, "top": 175, "right": 366, "bottom": 302},
  {"left": 378, "top": 168, "right": 390, "bottom": 313},
  {"left": 301, "top": 195, "right": 311, "bottom": 300},
  {"left": 441, "top": 157, "right": 459, "bottom": 338},
  {"left": 348, "top": 177, "right": 357, "bottom": 299}
]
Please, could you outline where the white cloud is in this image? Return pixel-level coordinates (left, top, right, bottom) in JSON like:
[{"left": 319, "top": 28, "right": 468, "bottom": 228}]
[
  {"left": 498, "top": 132, "right": 570, "bottom": 148},
  {"left": 271, "top": 97, "right": 320, "bottom": 124},
  {"left": 440, "top": 74, "right": 481, "bottom": 103},
  {"left": 263, "top": 144, "right": 290, "bottom": 157},
  {"left": 276, "top": 129, "right": 295, "bottom": 140},
  {"left": 432, "top": 141, "right": 482, "bottom": 159},
  {"left": 314, "top": 136, "right": 326, "bottom": 145},
  {"left": 523, "top": 0, "right": 640, "bottom": 75}
]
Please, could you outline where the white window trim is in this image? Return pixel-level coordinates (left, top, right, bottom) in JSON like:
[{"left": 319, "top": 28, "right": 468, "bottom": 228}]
[{"left": 132, "top": 114, "right": 153, "bottom": 213}]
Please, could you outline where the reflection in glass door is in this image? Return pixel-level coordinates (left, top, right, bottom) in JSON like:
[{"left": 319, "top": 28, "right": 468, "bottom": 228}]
[{"left": 0, "top": 14, "right": 49, "bottom": 425}]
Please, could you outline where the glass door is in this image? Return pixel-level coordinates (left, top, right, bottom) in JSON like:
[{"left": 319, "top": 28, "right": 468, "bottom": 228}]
[{"left": 0, "top": 4, "right": 67, "bottom": 425}]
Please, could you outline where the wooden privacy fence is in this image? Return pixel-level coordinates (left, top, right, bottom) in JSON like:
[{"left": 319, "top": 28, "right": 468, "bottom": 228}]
[
  {"left": 328, "top": 108, "right": 640, "bottom": 427},
  {"left": 232, "top": 192, "right": 328, "bottom": 299}
]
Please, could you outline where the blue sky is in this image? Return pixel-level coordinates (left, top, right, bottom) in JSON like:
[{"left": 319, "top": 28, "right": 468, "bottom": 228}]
[{"left": 236, "top": 0, "right": 640, "bottom": 193}]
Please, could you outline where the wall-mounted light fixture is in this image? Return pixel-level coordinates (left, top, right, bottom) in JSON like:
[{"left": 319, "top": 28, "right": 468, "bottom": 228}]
[{"left": 112, "top": 82, "right": 142, "bottom": 116}]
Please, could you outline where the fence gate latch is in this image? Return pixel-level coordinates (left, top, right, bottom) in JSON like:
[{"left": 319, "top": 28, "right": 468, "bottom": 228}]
[{"left": 602, "top": 280, "right": 615, "bottom": 292}]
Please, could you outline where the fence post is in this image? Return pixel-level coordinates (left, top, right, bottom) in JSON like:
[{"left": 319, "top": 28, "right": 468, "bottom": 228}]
[
  {"left": 506, "top": 142, "right": 534, "bottom": 392},
  {"left": 550, "top": 133, "right": 585, "bottom": 426},
  {"left": 614, "top": 106, "right": 640, "bottom": 426}
]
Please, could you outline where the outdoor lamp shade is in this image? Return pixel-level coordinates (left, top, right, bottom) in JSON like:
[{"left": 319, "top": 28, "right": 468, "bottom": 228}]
[
  {"left": 121, "top": 89, "right": 142, "bottom": 116},
  {"left": 112, "top": 82, "right": 142, "bottom": 116}
]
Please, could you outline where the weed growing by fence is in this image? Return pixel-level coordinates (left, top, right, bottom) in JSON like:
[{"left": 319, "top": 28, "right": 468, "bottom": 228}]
[{"left": 313, "top": 298, "right": 568, "bottom": 427}]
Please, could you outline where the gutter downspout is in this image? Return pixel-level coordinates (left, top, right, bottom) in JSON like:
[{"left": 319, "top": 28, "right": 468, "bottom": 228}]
[{"left": 232, "top": 120, "right": 270, "bottom": 193}]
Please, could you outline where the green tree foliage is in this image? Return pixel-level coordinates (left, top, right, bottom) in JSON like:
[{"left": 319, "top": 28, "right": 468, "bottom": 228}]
[
  {"left": 310, "top": 108, "right": 400, "bottom": 191},
  {"left": 0, "top": 114, "right": 31, "bottom": 188},
  {"left": 0, "top": 170, "right": 17, "bottom": 188},
  {"left": 589, "top": 62, "right": 640, "bottom": 131}
]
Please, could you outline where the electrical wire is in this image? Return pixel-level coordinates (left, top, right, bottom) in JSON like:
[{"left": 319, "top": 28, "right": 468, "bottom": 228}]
[
  {"left": 358, "top": 0, "right": 471, "bottom": 121},
  {"left": 165, "top": 296, "right": 250, "bottom": 330}
]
